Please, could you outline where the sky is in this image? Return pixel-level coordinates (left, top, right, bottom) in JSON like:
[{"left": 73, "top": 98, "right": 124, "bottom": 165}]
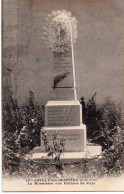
[{"left": 3, "top": 0, "right": 124, "bottom": 105}]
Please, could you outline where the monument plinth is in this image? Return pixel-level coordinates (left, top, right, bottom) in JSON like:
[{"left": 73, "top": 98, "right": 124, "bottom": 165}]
[
  {"left": 45, "top": 101, "right": 81, "bottom": 127},
  {"left": 25, "top": 10, "right": 102, "bottom": 163}
]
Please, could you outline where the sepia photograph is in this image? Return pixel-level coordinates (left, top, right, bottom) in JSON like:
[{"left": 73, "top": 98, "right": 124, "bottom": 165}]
[{"left": 2, "top": 0, "right": 124, "bottom": 191}]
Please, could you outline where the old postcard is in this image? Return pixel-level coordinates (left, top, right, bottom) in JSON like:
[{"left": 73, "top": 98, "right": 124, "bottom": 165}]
[{"left": 2, "top": 0, "right": 124, "bottom": 191}]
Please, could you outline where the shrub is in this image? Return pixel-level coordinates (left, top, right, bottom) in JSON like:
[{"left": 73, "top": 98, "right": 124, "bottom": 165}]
[
  {"left": 2, "top": 101, "right": 45, "bottom": 175},
  {"left": 84, "top": 96, "right": 124, "bottom": 175}
]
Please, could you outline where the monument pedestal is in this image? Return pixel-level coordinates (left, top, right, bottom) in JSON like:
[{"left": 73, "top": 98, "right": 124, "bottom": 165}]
[
  {"left": 45, "top": 101, "right": 82, "bottom": 126},
  {"left": 41, "top": 125, "right": 86, "bottom": 152},
  {"left": 41, "top": 100, "right": 86, "bottom": 153},
  {"left": 25, "top": 100, "right": 102, "bottom": 162}
]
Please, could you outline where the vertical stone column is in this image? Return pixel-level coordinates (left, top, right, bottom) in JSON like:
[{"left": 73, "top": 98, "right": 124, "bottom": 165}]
[{"left": 52, "top": 50, "right": 76, "bottom": 101}]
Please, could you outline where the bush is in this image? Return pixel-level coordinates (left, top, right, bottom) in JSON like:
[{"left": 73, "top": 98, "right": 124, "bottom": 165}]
[
  {"left": 84, "top": 96, "right": 124, "bottom": 175},
  {"left": 2, "top": 101, "right": 45, "bottom": 175},
  {"left": 3, "top": 95, "right": 124, "bottom": 177}
]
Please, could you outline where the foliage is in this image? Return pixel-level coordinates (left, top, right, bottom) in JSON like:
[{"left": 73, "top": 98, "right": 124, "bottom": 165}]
[
  {"left": 3, "top": 94, "right": 124, "bottom": 177},
  {"left": 83, "top": 95, "right": 124, "bottom": 176},
  {"left": 2, "top": 101, "right": 45, "bottom": 175},
  {"left": 84, "top": 92, "right": 98, "bottom": 139},
  {"left": 41, "top": 128, "right": 65, "bottom": 173},
  {"left": 2, "top": 130, "right": 20, "bottom": 175}
]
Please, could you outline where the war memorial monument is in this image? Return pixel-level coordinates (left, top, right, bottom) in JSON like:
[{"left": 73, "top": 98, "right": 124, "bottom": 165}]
[{"left": 26, "top": 10, "right": 101, "bottom": 164}]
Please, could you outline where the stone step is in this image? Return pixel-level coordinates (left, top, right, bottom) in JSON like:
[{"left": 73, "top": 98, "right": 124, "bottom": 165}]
[{"left": 25, "top": 146, "right": 102, "bottom": 160}]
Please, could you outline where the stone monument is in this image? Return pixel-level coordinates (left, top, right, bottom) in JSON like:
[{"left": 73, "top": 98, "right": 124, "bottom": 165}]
[
  {"left": 26, "top": 10, "right": 101, "bottom": 162},
  {"left": 41, "top": 10, "right": 87, "bottom": 155}
]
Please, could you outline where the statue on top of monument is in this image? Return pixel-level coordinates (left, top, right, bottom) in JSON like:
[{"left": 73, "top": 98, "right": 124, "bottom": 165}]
[{"left": 43, "top": 10, "right": 77, "bottom": 53}]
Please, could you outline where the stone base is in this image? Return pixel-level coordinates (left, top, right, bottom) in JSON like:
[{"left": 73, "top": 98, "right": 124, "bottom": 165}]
[
  {"left": 41, "top": 125, "right": 87, "bottom": 152},
  {"left": 25, "top": 145, "right": 102, "bottom": 161},
  {"left": 24, "top": 146, "right": 102, "bottom": 176},
  {"left": 45, "top": 100, "right": 82, "bottom": 126}
]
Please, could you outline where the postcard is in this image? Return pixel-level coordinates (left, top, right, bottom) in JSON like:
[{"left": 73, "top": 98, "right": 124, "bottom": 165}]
[{"left": 2, "top": 0, "right": 124, "bottom": 191}]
